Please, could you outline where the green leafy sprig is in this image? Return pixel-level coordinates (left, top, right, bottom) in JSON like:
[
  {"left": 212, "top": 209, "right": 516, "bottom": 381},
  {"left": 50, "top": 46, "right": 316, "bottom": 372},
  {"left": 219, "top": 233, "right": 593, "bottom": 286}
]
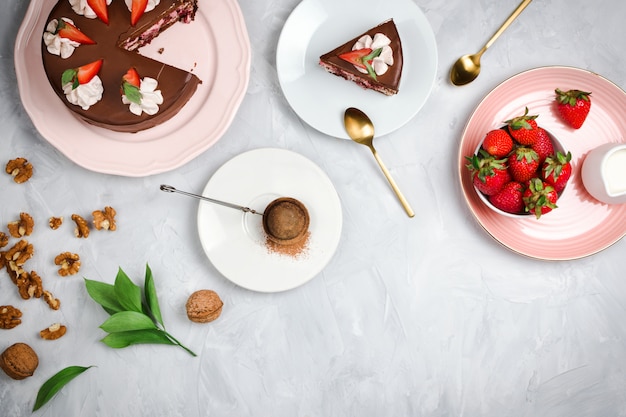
[
  {"left": 84, "top": 265, "right": 196, "bottom": 357},
  {"left": 362, "top": 47, "right": 383, "bottom": 81},
  {"left": 33, "top": 365, "right": 94, "bottom": 411}
]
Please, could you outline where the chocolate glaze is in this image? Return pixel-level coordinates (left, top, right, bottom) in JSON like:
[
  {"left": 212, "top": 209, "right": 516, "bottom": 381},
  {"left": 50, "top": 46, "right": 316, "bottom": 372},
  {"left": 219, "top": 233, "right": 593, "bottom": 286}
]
[
  {"left": 319, "top": 19, "right": 403, "bottom": 95},
  {"left": 41, "top": 0, "right": 200, "bottom": 133}
]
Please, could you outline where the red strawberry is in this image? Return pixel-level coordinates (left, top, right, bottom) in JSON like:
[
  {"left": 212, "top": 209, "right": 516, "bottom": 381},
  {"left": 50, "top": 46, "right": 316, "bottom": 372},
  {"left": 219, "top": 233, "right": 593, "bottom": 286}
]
[
  {"left": 489, "top": 181, "right": 525, "bottom": 214},
  {"left": 338, "top": 48, "right": 372, "bottom": 70},
  {"left": 542, "top": 151, "right": 572, "bottom": 193},
  {"left": 62, "top": 59, "right": 103, "bottom": 90},
  {"left": 508, "top": 147, "right": 540, "bottom": 182},
  {"left": 555, "top": 88, "right": 591, "bottom": 129},
  {"left": 505, "top": 107, "right": 539, "bottom": 145},
  {"left": 466, "top": 150, "right": 511, "bottom": 196},
  {"left": 122, "top": 67, "right": 140, "bottom": 87},
  {"left": 121, "top": 67, "right": 142, "bottom": 104},
  {"left": 482, "top": 129, "right": 513, "bottom": 158},
  {"left": 131, "top": 0, "right": 149, "bottom": 26},
  {"left": 55, "top": 19, "right": 95, "bottom": 45},
  {"left": 531, "top": 128, "right": 554, "bottom": 165},
  {"left": 523, "top": 178, "right": 558, "bottom": 219},
  {"left": 87, "top": 0, "right": 109, "bottom": 24}
]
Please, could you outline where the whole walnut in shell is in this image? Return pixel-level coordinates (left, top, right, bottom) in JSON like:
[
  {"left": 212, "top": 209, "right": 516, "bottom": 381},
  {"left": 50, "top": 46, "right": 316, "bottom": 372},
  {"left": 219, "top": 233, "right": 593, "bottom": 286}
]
[
  {"left": 186, "top": 290, "right": 223, "bottom": 323},
  {"left": 0, "top": 343, "right": 39, "bottom": 380}
]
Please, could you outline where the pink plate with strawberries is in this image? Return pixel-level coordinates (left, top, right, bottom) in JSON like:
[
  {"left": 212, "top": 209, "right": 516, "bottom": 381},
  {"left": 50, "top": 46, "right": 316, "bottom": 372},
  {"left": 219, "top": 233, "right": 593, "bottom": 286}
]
[{"left": 459, "top": 66, "right": 626, "bottom": 260}]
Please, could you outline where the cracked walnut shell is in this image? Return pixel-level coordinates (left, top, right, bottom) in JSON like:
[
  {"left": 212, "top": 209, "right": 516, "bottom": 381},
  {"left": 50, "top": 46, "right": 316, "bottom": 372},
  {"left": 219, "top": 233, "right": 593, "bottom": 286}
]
[
  {"left": 71, "top": 214, "right": 89, "bottom": 238},
  {"left": 40, "top": 323, "right": 67, "bottom": 340},
  {"left": 5, "top": 158, "right": 33, "bottom": 184},
  {"left": 92, "top": 206, "right": 117, "bottom": 231},
  {"left": 0, "top": 305, "right": 22, "bottom": 329},
  {"left": 7, "top": 212, "right": 34, "bottom": 238},
  {"left": 54, "top": 252, "right": 80, "bottom": 276},
  {"left": 186, "top": 290, "right": 223, "bottom": 323}
]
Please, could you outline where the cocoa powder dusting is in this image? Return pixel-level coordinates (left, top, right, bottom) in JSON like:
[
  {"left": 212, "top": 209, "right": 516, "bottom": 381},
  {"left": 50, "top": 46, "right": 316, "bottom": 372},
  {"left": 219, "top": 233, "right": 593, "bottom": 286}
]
[{"left": 265, "top": 231, "right": 310, "bottom": 258}]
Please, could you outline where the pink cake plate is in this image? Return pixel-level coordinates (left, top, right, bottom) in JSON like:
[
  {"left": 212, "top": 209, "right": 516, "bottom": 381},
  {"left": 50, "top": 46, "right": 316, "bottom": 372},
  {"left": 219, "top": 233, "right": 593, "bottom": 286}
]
[
  {"left": 14, "top": 0, "right": 250, "bottom": 177},
  {"left": 459, "top": 66, "right": 626, "bottom": 260}
]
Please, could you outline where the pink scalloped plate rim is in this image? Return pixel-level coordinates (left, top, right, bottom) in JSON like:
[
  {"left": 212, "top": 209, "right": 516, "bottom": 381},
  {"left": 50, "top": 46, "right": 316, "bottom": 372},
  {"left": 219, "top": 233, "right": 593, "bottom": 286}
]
[
  {"left": 458, "top": 66, "right": 626, "bottom": 260},
  {"left": 14, "top": 0, "right": 250, "bottom": 177}
]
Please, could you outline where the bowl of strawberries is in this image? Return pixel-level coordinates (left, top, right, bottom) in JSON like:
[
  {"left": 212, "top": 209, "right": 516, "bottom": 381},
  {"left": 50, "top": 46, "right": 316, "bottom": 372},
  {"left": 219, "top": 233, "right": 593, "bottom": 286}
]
[{"left": 465, "top": 108, "right": 573, "bottom": 219}]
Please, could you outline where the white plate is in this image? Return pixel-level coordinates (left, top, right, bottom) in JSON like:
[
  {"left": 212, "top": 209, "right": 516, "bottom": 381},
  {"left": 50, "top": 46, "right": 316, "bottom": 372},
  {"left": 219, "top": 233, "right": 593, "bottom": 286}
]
[
  {"left": 14, "top": 0, "right": 250, "bottom": 177},
  {"left": 197, "top": 148, "right": 343, "bottom": 292},
  {"left": 276, "top": 0, "right": 438, "bottom": 139}
]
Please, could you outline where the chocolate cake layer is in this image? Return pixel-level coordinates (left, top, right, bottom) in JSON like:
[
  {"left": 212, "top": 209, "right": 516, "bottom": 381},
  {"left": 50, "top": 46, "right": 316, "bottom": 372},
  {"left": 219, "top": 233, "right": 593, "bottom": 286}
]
[{"left": 41, "top": 0, "right": 200, "bottom": 133}]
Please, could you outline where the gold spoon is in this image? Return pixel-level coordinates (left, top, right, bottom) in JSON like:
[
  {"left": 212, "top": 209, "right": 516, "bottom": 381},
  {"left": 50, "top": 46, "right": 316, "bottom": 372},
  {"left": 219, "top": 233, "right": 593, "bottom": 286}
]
[
  {"left": 450, "top": 0, "right": 532, "bottom": 86},
  {"left": 344, "top": 107, "right": 415, "bottom": 218}
]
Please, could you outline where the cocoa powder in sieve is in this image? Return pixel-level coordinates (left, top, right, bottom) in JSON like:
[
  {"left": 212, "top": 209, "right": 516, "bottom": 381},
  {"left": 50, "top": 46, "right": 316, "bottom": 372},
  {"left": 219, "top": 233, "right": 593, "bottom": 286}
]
[{"left": 262, "top": 197, "right": 310, "bottom": 258}]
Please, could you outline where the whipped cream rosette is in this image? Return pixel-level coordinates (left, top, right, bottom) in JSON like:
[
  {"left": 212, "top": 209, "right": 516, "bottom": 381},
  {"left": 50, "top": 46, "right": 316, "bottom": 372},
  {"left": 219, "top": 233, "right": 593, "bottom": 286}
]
[
  {"left": 63, "top": 76, "right": 104, "bottom": 110},
  {"left": 43, "top": 18, "right": 81, "bottom": 59},
  {"left": 121, "top": 68, "right": 164, "bottom": 116},
  {"left": 352, "top": 33, "right": 394, "bottom": 76}
]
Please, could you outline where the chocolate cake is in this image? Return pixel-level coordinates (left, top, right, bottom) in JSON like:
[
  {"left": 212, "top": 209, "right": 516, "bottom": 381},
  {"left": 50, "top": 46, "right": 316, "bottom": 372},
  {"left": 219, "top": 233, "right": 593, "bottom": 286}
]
[
  {"left": 319, "top": 19, "right": 403, "bottom": 96},
  {"left": 41, "top": 0, "right": 200, "bottom": 133}
]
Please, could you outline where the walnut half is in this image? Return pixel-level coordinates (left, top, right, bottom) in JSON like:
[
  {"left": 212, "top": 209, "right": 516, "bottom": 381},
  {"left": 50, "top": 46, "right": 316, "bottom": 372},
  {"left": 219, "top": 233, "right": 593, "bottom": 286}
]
[
  {"left": 71, "top": 214, "right": 89, "bottom": 238},
  {"left": 0, "top": 305, "right": 22, "bottom": 329},
  {"left": 54, "top": 252, "right": 81, "bottom": 276},
  {"left": 92, "top": 206, "right": 117, "bottom": 231},
  {"left": 5, "top": 158, "right": 33, "bottom": 184},
  {"left": 16, "top": 271, "right": 43, "bottom": 300},
  {"left": 0, "top": 232, "right": 8, "bottom": 249},
  {"left": 40, "top": 323, "right": 67, "bottom": 340},
  {"left": 49, "top": 216, "right": 63, "bottom": 230},
  {"left": 43, "top": 291, "right": 61, "bottom": 310},
  {"left": 7, "top": 212, "right": 34, "bottom": 238},
  {"left": 4, "top": 240, "right": 34, "bottom": 276}
]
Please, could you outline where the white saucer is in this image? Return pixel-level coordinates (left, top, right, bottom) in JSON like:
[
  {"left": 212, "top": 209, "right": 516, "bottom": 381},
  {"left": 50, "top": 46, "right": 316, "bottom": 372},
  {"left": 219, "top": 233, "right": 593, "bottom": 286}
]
[
  {"left": 197, "top": 148, "right": 343, "bottom": 292},
  {"left": 276, "top": 0, "right": 438, "bottom": 139}
]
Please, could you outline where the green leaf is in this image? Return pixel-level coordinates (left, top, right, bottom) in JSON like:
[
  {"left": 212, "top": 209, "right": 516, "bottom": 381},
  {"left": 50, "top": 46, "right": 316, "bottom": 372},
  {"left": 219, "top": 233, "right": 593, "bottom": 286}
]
[
  {"left": 362, "top": 47, "right": 382, "bottom": 81},
  {"left": 101, "top": 329, "right": 175, "bottom": 349},
  {"left": 113, "top": 268, "right": 143, "bottom": 313},
  {"left": 61, "top": 68, "right": 76, "bottom": 87},
  {"left": 144, "top": 264, "right": 164, "bottom": 327},
  {"left": 84, "top": 279, "right": 125, "bottom": 315},
  {"left": 33, "top": 366, "right": 94, "bottom": 411},
  {"left": 122, "top": 82, "right": 142, "bottom": 104},
  {"left": 100, "top": 311, "right": 157, "bottom": 333}
]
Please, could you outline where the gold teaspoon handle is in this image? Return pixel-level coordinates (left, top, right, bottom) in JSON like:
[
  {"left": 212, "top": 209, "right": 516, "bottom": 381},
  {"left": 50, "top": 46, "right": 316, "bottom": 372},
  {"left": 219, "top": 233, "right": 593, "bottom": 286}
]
[
  {"left": 483, "top": 0, "right": 532, "bottom": 53},
  {"left": 369, "top": 146, "right": 415, "bottom": 218}
]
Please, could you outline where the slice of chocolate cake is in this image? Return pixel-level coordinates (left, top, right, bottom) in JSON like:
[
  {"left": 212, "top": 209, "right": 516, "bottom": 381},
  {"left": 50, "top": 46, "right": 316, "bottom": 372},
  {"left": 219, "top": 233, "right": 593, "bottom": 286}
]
[{"left": 319, "top": 19, "right": 403, "bottom": 96}]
